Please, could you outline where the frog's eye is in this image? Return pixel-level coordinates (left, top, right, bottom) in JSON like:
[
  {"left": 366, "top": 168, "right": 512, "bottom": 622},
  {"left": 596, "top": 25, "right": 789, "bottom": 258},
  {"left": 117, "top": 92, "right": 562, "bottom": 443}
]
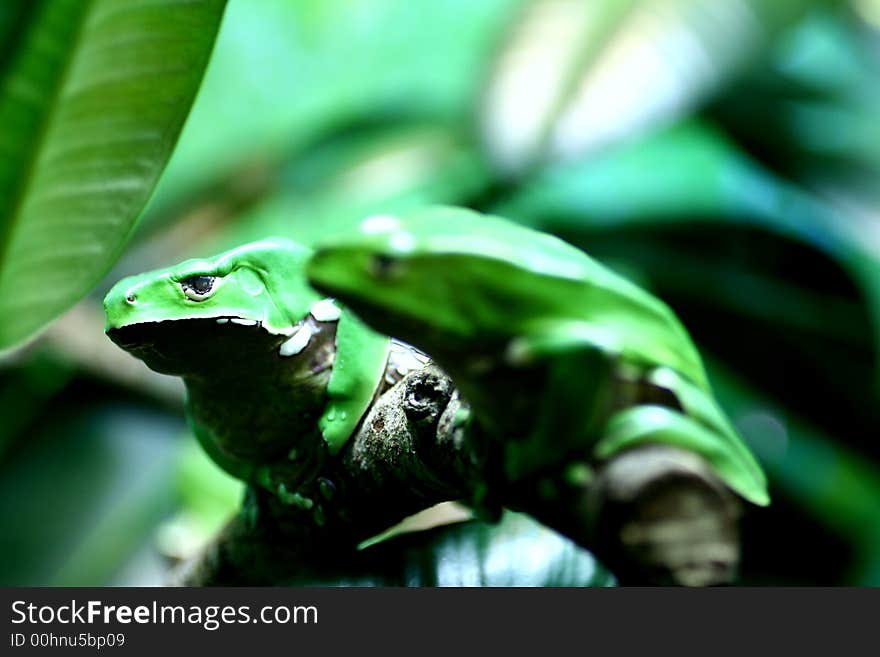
[
  {"left": 180, "top": 275, "right": 217, "bottom": 301},
  {"left": 370, "top": 254, "right": 402, "bottom": 279}
]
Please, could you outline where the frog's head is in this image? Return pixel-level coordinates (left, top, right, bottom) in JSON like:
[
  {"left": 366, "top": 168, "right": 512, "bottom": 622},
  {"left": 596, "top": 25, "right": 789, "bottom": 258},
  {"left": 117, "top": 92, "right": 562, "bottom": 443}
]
[
  {"left": 306, "top": 207, "right": 587, "bottom": 355},
  {"left": 105, "top": 238, "right": 323, "bottom": 375}
]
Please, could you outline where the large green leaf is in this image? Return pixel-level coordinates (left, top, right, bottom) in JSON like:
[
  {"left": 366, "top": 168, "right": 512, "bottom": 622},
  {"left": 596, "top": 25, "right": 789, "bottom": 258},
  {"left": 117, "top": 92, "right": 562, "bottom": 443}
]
[{"left": 0, "top": 0, "right": 226, "bottom": 353}]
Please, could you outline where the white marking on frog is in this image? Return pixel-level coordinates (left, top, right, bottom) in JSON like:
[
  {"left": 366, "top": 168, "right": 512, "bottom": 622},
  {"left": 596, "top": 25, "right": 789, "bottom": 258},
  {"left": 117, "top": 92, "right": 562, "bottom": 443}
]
[
  {"left": 310, "top": 298, "right": 341, "bottom": 322},
  {"left": 279, "top": 323, "right": 312, "bottom": 357}
]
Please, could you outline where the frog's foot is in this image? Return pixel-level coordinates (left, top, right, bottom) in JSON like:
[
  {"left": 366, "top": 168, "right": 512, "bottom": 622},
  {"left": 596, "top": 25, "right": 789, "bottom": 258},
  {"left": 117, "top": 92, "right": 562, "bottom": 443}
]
[{"left": 589, "top": 444, "right": 741, "bottom": 586}]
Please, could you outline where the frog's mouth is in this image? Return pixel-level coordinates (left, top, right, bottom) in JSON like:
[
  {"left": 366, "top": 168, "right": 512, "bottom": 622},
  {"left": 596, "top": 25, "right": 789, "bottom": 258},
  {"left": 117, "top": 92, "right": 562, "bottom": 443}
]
[
  {"left": 107, "top": 313, "right": 337, "bottom": 378},
  {"left": 107, "top": 316, "right": 287, "bottom": 376}
]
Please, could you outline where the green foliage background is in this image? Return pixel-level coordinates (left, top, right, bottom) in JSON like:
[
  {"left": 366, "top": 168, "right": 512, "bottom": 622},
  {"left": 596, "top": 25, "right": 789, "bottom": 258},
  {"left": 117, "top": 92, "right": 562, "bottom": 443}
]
[{"left": 1, "top": 0, "right": 879, "bottom": 585}]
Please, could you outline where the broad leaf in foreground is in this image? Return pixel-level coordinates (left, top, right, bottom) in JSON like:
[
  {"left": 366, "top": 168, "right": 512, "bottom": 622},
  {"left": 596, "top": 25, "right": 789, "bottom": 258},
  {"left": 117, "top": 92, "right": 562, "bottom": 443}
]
[{"left": 0, "top": 0, "right": 226, "bottom": 353}]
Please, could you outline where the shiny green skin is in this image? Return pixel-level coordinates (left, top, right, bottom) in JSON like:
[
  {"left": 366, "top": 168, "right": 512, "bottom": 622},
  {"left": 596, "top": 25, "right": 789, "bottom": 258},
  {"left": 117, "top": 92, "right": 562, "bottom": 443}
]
[
  {"left": 103, "top": 238, "right": 389, "bottom": 465},
  {"left": 307, "top": 206, "right": 769, "bottom": 506}
]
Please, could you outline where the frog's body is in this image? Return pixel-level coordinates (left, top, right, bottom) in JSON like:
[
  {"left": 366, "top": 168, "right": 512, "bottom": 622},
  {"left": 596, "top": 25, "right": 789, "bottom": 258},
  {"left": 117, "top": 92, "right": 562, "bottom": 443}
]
[
  {"left": 104, "top": 206, "right": 768, "bottom": 511},
  {"left": 306, "top": 207, "right": 768, "bottom": 506}
]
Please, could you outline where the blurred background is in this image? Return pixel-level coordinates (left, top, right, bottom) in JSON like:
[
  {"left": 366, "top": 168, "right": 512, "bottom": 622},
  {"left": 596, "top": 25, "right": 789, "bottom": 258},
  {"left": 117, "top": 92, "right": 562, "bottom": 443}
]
[{"left": 2, "top": 0, "right": 880, "bottom": 585}]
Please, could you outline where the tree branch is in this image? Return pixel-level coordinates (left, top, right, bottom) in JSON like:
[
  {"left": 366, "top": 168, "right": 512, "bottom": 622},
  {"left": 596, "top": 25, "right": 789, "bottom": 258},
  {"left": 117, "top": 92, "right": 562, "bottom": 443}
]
[{"left": 176, "top": 363, "right": 741, "bottom": 586}]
